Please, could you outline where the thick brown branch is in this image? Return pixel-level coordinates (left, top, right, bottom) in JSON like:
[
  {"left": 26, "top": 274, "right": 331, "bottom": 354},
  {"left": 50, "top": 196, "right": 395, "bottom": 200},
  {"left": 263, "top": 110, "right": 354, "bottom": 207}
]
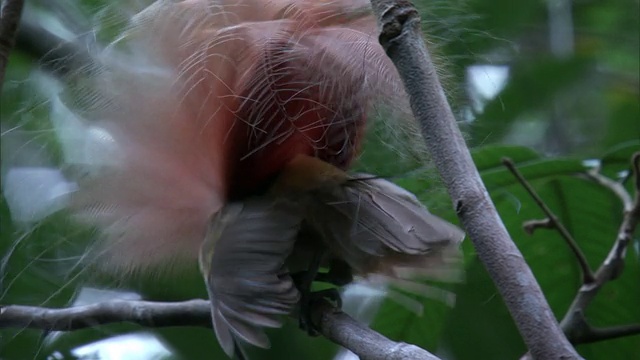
[
  {"left": 0, "top": 0, "right": 25, "bottom": 89},
  {"left": 503, "top": 158, "right": 595, "bottom": 283},
  {"left": 368, "top": 1, "right": 580, "bottom": 358},
  {"left": 0, "top": 299, "right": 441, "bottom": 360}
]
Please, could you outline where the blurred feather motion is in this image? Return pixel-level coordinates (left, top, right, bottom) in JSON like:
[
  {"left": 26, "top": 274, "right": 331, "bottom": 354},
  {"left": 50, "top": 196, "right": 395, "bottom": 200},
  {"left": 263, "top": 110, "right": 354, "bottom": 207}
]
[
  {"left": 200, "top": 155, "right": 464, "bottom": 357},
  {"left": 3, "top": 0, "right": 465, "bottom": 358},
  {"left": 61, "top": 0, "right": 416, "bottom": 274}
]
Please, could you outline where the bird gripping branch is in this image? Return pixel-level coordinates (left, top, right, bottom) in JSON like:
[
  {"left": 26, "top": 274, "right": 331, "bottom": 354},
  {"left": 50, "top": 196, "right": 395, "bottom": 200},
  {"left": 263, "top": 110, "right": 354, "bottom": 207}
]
[{"left": 11, "top": 0, "right": 467, "bottom": 357}]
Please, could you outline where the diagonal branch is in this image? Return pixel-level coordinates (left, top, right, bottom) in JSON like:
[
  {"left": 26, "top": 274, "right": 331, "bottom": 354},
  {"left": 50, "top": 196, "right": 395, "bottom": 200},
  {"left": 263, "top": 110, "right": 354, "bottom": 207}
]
[
  {"left": 0, "top": 300, "right": 441, "bottom": 360},
  {"left": 564, "top": 311, "right": 640, "bottom": 345},
  {"left": 368, "top": 0, "right": 580, "bottom": 358},
  {"left": 15, "top": 16, "right": 95, "bottom": 76},
  {"left": 585, "top": 169, "right": 634, "bottom": 213},
  {"left": 311, "top": 300, "right": 441, "bottom": 360},
  {"left": 560, "top": 152, "right": 640, "bottom": 333},
  {"left": 520, "top": 152, "right": 640, "bottom": 359},
  {"left": 502, "top": 158, "right": 595, "bottom": 283},
  {"left": 575, "top": 323, "right": 640, "bottom": 345}
]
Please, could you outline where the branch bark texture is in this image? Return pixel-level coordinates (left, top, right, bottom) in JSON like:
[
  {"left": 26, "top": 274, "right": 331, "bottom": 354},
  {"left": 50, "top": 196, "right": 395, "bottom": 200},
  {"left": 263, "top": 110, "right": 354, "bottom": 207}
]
[
  {"left": 0, "top": 300, "right": 441, "bottom": 360},
  {"left": 0, "top": 300, "right": 212, "bottom": 330},
  {"left": 367, "top": 1, "right": 580, "bottom": 358},
  {"left": 311, "top": 300, "right": 441, "bottom": 360}
]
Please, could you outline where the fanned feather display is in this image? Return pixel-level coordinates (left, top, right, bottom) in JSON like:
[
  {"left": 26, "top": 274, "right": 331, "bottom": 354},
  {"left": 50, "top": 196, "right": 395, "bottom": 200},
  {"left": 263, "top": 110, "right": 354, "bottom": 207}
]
[
  {"left": 3, "top": 2, "right": 465, "bottom": 357},
  {"left": 200, "top": 154, "right": 464, "bottom": 355},
  {"left": 53, "top": 0, "right": 413, "bottom": 274}
]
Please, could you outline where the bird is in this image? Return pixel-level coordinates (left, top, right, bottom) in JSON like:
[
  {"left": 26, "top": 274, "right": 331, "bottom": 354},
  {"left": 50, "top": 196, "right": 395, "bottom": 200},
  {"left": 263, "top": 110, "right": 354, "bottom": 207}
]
[
  {"left": 199, "top": 154, "right": 464, "bottom": 357},
  {"left": 10, "top": 0, "right": 466, "bottom": 357},
  {"left": 66, "top": 0, "right": 418, "bottom": 277}
]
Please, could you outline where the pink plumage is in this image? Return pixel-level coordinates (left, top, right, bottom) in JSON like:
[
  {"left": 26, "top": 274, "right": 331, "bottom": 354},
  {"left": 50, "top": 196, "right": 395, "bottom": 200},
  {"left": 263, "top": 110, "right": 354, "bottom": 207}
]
[{"left": 59, "top": 0, "right": 410, "bottom": 274}]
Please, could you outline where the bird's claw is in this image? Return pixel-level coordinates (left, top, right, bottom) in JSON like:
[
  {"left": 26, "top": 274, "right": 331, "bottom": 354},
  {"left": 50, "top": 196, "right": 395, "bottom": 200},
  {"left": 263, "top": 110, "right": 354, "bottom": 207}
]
[
  {"left": 291, "top": 251, "right": 346, "bottom": 336},
  {"left": 299, "top": 288, "right": 342, "bottom": 336}
]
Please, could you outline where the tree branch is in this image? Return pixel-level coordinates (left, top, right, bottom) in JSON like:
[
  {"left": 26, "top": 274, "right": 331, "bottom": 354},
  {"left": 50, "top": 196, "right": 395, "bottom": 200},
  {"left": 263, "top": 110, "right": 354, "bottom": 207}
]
[
  {"left": 0, "top": 300, "right": 212, "bottom": 330},
  {"left": 311, "top": 300, "right": 441, "bottom": 360},
  {"left": 565, "top": 311, "right": 640, "bottom": 345},
  {"left": 502, "top": 158, "right": 595, "bottom": 283},
  {"left": 585, "top": 167, "right": 635, "bottom": 213},
  {"left": 0, "top": 300, "right": 441, "bottom": 360},
  {"left": 560, "top": 152, "right": 640, "bottom": 333},
  {"left": 14, "top": 16, "right": 95, "bottom": 76},
  {"left": 0, "top": 0, "right": 25, "bottom": 90},
  {"left": 523, "top": 218, "right": 556, "bottom": 234},
  {"left": 367, "top": 1, "right": 580, "bottom": 358},
  {"left": 520, "top": 152, "right": 640, "bottom": 359},
  {"left": 576, "top": 323, "right": 640, "bottom": 345}
]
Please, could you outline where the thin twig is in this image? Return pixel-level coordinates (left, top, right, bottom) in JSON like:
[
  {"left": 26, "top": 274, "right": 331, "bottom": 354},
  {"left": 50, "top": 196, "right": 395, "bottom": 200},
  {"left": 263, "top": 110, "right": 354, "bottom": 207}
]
[
  {"left": 0, "top": 299, "right": 441, "bottom": 360},
  {"left": 523, "top": 218, "right": 555, "bottom": 234},
  {"left": 565, "top": 311, "right": 640, "bottom": 345},
  {"left": 522, "top": 320, "right": 640, "bottom": 360},
  {"left": 0, "top": 0, "right": 25, "bottom": 89},
  {"left": 502, "top": 158, "right": 596, "bottom": 284},
  {"left": 585, "top": 170, "right": 634, "bottom": 212},
  {"left": 522, "top": 152, "right": 640, "bottom": 359},
  {"left": 368, "top": 1, "right": 579, "bottom": 358},
  {"left": 575, "top": 323, "right": 640, "bottom": 345}
]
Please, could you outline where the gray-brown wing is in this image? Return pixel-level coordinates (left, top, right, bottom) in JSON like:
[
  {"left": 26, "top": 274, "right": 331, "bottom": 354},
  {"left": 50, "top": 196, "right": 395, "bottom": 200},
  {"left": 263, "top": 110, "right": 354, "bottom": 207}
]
[
  {"left": 199, "top": 199, "right": 303, "bottom": 357},
  {"left": 305, "top": 174, "right": 465, "bottom": 277},
  {"left": 348, "top": 175, "right": 465, "bottom": 254}
]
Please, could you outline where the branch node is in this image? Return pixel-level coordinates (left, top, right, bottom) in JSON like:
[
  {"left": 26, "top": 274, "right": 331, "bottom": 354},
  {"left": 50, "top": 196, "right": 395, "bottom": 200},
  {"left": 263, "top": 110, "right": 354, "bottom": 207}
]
[
  {"left": 376, "top": 0, "right": 420, "bottom": 48},
  {"left": 523, "top": 218, "right": 555, "bottom": 235}
]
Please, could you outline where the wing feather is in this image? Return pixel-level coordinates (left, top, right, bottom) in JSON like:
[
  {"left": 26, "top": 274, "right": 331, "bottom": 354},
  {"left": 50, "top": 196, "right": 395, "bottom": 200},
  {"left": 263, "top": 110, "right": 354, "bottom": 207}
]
[
  {"left": 200, "top": 199, "right": 302, "bottom": 357},
  {"left": 301, "top": 173, "right": 465, "bottom": 282}
]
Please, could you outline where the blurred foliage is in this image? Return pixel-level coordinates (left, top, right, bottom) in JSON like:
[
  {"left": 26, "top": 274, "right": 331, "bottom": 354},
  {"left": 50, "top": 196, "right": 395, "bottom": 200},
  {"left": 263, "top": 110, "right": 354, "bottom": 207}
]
[{"left": 1, "top": 0, "right": 639, "bottom": 359}]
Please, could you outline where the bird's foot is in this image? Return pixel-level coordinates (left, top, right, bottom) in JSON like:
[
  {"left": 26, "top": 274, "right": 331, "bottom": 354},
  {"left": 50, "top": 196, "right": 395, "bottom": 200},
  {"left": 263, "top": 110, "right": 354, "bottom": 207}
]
[
  {"left": 291, "top": 252, "right": 347, "bottom": 336},
  {"left": 298, "top": 288, "right": 342, "bottom": 336}
]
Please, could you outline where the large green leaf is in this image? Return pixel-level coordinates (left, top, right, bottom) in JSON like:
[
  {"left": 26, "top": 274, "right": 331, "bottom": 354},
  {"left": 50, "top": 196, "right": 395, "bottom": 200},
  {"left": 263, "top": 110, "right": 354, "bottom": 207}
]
[
  {"left": 471, "top": 145, "right": 589, "bottom": 189},
  {"left": 434, "top": 145, "right": 640, "bottom": 359}
]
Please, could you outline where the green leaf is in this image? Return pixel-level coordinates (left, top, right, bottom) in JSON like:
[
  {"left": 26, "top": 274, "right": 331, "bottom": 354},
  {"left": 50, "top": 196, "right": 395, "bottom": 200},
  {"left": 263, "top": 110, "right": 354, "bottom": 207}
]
[
  {"left": 470, "top": 57, "right": 592, "bottom": 147},
  {"left": 439, "top": 168, "right": 640, "bottom": 359},
  {"left": 371, "top": 294, "right": 453, "bottom": 352},
  {"left": 471, "top": 145, "right": 540, "bottom": 171},
  {"left": 470, "top": 145, "right": 589, "bottom": 190},
  {"left": 599, "top": 140, "right": 640, "bottom": 178}
]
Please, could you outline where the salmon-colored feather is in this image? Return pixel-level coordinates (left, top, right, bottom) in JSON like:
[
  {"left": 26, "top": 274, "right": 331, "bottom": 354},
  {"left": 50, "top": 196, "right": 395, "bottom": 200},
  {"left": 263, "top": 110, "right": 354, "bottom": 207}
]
[{"left": 58, "top": 0, "right": 409, "bottom": 274}]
